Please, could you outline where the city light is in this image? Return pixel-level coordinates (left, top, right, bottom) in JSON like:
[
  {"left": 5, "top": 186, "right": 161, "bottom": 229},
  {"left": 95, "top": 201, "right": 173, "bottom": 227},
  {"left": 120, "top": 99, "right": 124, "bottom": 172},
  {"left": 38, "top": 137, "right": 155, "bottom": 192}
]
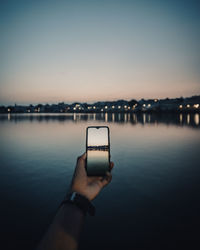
[
  {"left": 2, "top": 96, "right": 200, "bottom": 114},
  {"left": 194, "top": 104, "right": 199, "bottom": 108},
  {"left": 132, "top": 104, "right": 137, "bottom": 109}
]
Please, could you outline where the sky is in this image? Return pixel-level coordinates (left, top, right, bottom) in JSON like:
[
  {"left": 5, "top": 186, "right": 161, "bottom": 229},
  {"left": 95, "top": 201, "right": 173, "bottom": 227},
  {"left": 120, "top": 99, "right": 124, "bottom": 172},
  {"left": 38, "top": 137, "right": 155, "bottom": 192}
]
[
  {"left": 0, "top": 0, "right": 200, "bottom": 105},
  {"left": 87, "top": 127, "right": 109, "bottom": 146}
]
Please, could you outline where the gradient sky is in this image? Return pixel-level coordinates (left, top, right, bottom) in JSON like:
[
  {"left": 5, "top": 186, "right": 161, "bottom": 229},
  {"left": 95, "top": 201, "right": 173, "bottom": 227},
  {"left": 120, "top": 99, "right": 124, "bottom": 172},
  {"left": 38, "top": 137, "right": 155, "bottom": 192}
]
[{"left": 0, "top": 0, "right": 200, "bottom": 105}]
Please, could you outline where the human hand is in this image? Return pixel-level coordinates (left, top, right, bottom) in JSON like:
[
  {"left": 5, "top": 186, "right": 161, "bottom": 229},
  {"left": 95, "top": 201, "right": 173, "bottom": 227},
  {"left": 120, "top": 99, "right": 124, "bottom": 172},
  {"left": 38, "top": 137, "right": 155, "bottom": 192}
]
[{"left": 70, "top": 153, "right": 114, "bottom": 201}]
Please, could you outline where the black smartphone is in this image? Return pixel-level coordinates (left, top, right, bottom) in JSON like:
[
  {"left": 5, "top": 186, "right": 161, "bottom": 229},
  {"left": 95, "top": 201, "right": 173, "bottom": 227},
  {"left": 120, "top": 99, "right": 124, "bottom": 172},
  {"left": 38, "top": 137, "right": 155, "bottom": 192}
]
[{"left": 86, "top": 126, "right": 110, "bottom": 176}]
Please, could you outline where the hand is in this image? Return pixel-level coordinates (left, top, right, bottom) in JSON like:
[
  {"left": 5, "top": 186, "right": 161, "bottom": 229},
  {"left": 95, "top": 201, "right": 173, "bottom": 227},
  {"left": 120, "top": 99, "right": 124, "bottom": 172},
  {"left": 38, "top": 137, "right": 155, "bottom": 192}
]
[{"left": 70, "top": 153, "right": 114, "bottom": 201}]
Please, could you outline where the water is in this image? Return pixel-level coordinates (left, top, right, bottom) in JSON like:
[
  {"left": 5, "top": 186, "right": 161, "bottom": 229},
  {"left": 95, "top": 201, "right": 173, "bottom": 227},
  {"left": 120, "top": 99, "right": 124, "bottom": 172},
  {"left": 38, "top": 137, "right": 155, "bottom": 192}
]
[
  {"left": 87, "top": 150, "right": 109, "bottom": 176},
  {"left": 0, "top": 113, "right": 200, "bottom": 250}
]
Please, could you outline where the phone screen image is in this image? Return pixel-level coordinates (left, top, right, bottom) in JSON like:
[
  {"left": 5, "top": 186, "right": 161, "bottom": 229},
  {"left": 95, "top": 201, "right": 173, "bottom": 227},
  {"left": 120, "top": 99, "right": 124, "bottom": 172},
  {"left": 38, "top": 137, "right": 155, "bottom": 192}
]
[{"left": 86, "top": 126, "right": 110, "bottom": 176}]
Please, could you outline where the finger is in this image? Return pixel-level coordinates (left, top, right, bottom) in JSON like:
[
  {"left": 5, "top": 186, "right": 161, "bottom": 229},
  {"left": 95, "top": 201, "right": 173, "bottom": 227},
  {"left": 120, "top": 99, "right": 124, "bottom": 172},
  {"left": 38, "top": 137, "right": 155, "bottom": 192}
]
[
  {"left": 76, "top": 153, "right": 86, "bottom": 169},
  {"left": 100, "top": 171, "right": 112, "bottom": 187},
  {"left": 77, "top": 152, "right": 86, "bottom": 162},
  {"left": 97, "top": 176, "right": 104, "bottom": 181},
  {"left": 75, "top": 153, "right": 87, "bottom": 176},
  {"left": 109, "top": 162, "right": 114, "bottom": 171},
  {"left": 88, "top": 176, "right": 103, "bottom": 182}
]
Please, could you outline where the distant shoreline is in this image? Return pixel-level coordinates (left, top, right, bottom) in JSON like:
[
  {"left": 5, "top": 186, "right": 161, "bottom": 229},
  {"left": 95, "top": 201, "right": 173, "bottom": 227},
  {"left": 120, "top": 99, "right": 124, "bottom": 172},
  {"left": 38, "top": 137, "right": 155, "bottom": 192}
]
[{"left": 0, "top": 95, "right": 199, "bottom": 114}]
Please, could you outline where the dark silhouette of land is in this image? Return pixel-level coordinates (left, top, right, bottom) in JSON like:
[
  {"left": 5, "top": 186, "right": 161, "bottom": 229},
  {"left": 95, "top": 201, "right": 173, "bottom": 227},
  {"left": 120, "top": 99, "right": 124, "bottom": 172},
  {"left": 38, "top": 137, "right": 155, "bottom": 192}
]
[
  {"left": 87, "top": 146, "right": 109, "bottom": 151},
  {"left": 0, "top": 95, "right": 200, "bottom": 113}
]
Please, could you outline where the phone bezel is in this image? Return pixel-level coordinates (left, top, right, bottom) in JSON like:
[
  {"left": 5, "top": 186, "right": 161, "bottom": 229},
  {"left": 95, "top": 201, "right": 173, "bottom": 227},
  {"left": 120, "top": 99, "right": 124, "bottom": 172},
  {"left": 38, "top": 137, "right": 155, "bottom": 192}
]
[{"left": 86, "top": 126, "right": 110, "bottom": 176}]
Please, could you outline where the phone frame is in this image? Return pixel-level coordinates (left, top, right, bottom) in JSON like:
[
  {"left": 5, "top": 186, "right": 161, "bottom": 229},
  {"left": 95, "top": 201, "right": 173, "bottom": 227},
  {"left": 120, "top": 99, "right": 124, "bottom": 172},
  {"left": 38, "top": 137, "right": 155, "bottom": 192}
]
[{"left": 86, "top": 126, "right": 110, "bottom": 176}]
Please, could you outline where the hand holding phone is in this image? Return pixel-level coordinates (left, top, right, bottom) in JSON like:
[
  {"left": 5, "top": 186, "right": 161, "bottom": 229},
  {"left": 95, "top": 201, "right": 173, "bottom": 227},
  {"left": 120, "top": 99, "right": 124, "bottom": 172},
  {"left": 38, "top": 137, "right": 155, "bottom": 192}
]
[
  {"left": 70, "top": 153, "right": 114, "bottom": 201},
  {"left": 86, "top": 126, "right": 110, "bottom": 176}
]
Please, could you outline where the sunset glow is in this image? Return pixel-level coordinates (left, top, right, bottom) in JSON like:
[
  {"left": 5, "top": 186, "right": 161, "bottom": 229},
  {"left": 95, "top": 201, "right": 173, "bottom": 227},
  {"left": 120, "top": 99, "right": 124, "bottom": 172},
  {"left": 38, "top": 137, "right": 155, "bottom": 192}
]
[{"left": 0, "top": 0, "right": 199, "bottom": 105}]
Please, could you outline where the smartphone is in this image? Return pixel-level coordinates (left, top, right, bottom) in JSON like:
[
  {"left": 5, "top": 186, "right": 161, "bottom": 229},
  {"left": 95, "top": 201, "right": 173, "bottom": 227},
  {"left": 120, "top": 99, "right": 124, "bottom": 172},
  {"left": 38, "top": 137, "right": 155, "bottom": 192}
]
[{"left": 86, "top": 126, "right": 110, "bottom": 176}]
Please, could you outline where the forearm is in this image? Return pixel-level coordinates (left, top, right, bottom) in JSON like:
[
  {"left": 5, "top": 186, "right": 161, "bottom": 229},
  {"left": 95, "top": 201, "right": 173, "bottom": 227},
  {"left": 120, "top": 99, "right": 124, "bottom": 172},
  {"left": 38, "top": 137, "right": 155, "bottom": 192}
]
[
  {"left": 36, "top": 153, "right": 113, "bottom": 250},
  {"left": 36, "top": 203, "right": 85, "bottom": 250}
]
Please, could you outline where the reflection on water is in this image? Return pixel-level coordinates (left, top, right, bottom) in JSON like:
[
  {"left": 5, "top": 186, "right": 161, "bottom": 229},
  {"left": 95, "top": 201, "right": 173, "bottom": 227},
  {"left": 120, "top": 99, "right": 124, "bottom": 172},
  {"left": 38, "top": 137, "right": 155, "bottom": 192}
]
[
  {"left": 87, "top": 149, "right": 109, "bottom": 176},
  {"left": 143, "top": 113, "right": 146, "bottom": 124},
  {"left": 187, "top": 114, "right": 190, "bottom": 124},
  {"left": 0, "top": 112, "right": 200, "bottom": 250},
  {"left": 124, "top": 113, "right": 127, "bottom": 122},
  {"left": 105, "top": 113, "right": 108, "bottom": 122},
  {"left": 179, "top": 113, "right": 183, "bottom": 124},
  {"left": 112, "top": 113, "right": 115, "bottom": 122},
  {"left": 194, "top": 113, "right": 199, "bottom": 125},
  {"left": 0, "top": 112, "right": 200, "bottom": 128}
]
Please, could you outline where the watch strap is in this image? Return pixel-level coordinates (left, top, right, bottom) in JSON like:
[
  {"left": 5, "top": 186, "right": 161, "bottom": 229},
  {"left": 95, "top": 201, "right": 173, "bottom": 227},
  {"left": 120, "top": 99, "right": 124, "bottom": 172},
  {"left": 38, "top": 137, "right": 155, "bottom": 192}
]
[{"left": 60, "top": 192, "right": 95, "bottom": 216}]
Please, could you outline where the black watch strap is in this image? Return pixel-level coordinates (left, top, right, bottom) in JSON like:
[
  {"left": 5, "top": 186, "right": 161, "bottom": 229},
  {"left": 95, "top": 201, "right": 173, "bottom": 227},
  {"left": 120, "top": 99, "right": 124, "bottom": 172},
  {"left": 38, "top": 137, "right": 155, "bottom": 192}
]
[{"left": 60, "top": 192, "right": 96, "bottom": 216}]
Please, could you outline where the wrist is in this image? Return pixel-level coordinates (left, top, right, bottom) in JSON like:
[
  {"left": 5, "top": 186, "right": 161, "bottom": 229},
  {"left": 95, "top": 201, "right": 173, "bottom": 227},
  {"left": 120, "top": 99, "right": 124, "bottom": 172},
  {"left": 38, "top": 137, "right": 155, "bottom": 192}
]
[
  {"left": 60, "top": 200, "right": 85, "bottom": 216},
  {"left": 70, "top": 187, "right": 92, "bottom": 201},
  {"left": 61, "top": 191, "right": 96, "bottom": 216}
]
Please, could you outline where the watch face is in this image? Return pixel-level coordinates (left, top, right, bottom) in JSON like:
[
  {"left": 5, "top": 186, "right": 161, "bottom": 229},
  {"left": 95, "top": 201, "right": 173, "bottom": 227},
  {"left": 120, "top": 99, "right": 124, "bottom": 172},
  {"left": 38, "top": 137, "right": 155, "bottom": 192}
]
[{"left": 70, "top": 192, "right": 77, "bottom": 201}]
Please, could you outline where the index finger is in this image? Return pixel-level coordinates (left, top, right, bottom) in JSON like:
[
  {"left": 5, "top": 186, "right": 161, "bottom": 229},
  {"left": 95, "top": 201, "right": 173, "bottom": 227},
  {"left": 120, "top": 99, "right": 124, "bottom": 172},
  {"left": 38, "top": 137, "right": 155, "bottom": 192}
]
[
  {"left": 109, "top": 161, "right": 114, "bottom": 171},
  {"left": 75, "top": 153, "right": 87, "bottom": 176},
  {"left": 77, "top": 152, "right": 86, "bottom": 162}
]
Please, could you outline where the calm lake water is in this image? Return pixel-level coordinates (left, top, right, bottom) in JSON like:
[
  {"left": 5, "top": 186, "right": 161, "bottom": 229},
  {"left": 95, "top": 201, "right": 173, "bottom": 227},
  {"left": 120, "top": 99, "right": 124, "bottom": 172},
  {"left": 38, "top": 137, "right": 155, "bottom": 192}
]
[{"left": 0, "top": 113, "right": 200, "bottom": 250}]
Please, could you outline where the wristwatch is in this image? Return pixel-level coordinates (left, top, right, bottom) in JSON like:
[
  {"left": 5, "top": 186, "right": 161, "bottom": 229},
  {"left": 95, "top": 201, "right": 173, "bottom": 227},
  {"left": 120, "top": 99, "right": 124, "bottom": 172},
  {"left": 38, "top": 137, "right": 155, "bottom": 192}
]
[{"left": 60, "top": 192, "right": 96, "bottom": 216}]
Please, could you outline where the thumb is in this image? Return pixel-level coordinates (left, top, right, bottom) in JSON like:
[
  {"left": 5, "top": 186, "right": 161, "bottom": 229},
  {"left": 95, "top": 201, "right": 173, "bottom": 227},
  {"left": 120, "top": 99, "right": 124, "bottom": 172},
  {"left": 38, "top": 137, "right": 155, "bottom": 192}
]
[
  {"left": 100, "top": 172, "right": 112, "bottom": 188},
  {"left": 75, "top": 153, "right": 87, "bottom": 176}
]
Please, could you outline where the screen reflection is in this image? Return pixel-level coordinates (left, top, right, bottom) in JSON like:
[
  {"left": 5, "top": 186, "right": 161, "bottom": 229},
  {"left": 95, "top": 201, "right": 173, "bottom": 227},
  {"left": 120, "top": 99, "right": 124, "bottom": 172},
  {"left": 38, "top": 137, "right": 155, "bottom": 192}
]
[{"left": 87, "top": 127, "right": 109, "bottom": 176}]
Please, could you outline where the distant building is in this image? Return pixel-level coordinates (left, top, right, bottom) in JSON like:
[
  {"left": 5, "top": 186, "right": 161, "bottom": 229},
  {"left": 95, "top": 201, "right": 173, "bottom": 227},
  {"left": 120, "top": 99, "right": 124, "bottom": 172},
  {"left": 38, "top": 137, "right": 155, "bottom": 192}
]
[{"left": 0, "top": 95, "right": 199, "bottom": 113}]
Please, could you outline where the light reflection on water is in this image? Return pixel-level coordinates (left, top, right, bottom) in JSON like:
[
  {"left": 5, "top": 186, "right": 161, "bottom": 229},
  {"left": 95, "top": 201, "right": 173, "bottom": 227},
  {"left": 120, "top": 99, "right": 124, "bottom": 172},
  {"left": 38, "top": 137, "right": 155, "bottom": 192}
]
[
  {"left": 179, "top": 113, "right": 183, "bottom": 123},
  {"left": 187, "top": 113, "right": 190, "bottom": 124},
  {"left": 0, "top": 112, "right": 200, "bottom": 128},
  {"left": 0, "top": 113, "right": 200, "bottom": 250},
  {"left": 194, "top": 113, "right": 199, "bottom": 125},
  {"left": 87, "top": 150, "right": 109, "bottom": 176}
]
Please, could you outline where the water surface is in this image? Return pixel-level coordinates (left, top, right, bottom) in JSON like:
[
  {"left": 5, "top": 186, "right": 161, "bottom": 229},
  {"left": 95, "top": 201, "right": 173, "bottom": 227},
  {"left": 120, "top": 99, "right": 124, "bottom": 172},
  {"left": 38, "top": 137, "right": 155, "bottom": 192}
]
[{"left": 0, "top": 113, "right": 200, "bottom": 249}]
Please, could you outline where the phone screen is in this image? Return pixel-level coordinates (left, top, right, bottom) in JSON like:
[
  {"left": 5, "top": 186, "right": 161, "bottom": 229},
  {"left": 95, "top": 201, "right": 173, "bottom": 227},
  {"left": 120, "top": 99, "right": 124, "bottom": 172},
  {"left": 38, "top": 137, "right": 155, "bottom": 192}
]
[{"left": 86, "top": 126, "right": 110, "bottom": 176}]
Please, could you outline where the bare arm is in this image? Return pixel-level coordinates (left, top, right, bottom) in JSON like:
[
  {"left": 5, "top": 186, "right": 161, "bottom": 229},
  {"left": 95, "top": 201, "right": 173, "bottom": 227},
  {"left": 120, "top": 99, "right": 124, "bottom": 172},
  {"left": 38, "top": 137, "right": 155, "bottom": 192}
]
[{"left": 36, "top": 153, "right": 114, "bottom": 250}]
